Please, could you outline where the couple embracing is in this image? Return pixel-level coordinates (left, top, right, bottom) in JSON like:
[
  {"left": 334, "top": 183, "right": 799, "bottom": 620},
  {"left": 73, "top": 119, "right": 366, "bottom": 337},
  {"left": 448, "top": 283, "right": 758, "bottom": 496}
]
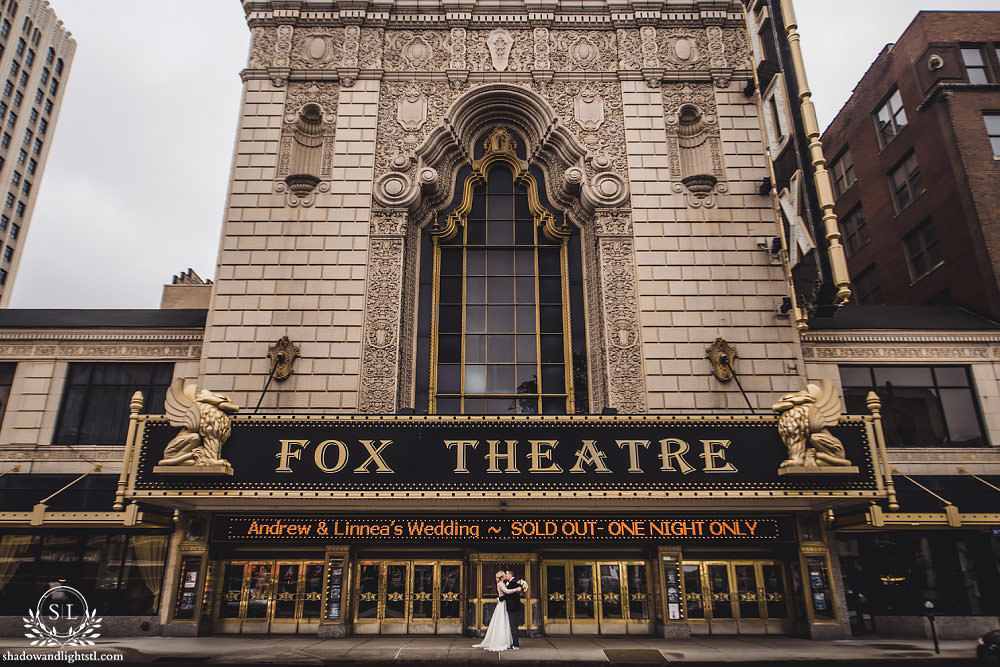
[{"left": 473, "top": 569, "right": 525, "bottom": 652}]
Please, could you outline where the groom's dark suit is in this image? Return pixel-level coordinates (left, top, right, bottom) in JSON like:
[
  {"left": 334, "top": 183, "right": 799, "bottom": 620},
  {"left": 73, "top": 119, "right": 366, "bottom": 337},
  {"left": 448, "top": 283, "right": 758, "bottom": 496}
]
[{"left": 500, "top": 578, "right": 522, "bottom": 647}]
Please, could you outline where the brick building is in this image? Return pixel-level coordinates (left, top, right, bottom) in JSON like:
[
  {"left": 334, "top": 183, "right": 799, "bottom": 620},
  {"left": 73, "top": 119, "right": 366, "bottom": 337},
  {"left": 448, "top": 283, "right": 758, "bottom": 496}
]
[{"left": 820, "top": 11, "right": 1000, "bottom": 318}]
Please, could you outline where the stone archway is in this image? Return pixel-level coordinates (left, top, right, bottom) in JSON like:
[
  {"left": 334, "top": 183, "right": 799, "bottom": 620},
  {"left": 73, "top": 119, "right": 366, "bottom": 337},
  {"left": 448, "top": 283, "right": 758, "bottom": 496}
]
[{"left": 359, "top": 83, "right": 646, "bottom": 415}]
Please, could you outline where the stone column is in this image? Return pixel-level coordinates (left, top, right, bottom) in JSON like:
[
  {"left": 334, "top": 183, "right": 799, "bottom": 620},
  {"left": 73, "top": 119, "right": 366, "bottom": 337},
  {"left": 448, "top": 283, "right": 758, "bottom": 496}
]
[
  {"left": 358, "top": 209, "right": 408, "bottom": 413},
  {"left": 594, "top": 208, "right": 647, "bottom": 413}
]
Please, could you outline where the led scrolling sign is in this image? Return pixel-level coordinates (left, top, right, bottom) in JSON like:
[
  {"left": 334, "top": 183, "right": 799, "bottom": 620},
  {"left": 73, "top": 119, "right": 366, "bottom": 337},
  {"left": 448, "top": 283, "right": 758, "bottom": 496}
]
[{"left": 129, "top": 415, "right": 881, "bottom": 493}]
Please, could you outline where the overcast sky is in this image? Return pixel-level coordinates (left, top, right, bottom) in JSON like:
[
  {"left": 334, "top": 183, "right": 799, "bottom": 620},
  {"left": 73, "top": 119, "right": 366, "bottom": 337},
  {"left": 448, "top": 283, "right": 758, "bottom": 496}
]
[{"left": 9, "top": 1, "right": 999, "bottom": 309}]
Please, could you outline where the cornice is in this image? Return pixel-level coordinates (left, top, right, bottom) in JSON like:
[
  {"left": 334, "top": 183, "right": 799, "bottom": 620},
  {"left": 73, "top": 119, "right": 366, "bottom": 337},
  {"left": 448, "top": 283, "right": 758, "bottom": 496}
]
[
  {"left": 801, "top": 331, "right": 1000, "bottom": 345},
  {"left": 0, "top": 329, "right": 204, "bottom": 343}
]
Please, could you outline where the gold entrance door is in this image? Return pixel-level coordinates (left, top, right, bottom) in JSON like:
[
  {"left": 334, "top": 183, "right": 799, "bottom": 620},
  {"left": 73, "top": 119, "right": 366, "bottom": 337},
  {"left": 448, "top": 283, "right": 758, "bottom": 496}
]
[
  {"left": 542, "top": 560, "right": 651, "bottom": 634},
  {"left": 682, "top": 560, "right": 791, "bottom": 635},
  {"left": 214, "top": 560, "right": 323, "bottom": 634},
  {"left": 352, "top": 560, "right": 464, "bottom": 634}
]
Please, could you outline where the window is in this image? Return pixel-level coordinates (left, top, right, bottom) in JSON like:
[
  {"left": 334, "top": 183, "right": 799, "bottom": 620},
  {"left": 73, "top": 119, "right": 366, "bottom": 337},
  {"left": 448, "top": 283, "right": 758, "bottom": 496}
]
[
  {"left": 0, "top": 100, "right": 6, "bottom": 117},
  {"left": 14, "top": 201, "right": 22, "bottom": 217},
  {"left": 33, "top": 87, "right": 40, "bottom": 104},
  {"left": 10, "top": 170, "right": 18, "bottom": 185},
  {"left": 38, "top": 117, "right": 45, "bottom": 134},
  {"left": 17, "top": 148, "right": 26, "bottom": 165},
  {"left": 26, "top": 157, "right": 34, "bottom": 174},
  {"left": 961, "top": 46, "right": 990, "bottom": 84},
  {"left": 840, "top": 366, "right": 987, "bottom": 447},
  {"left": 42, "top": 98, "right": 50, "bottom": 114},
  {"left": 839, "top": 206, "right": 869, "bottom": 258},
  {"left": 24, "top": 47, "right": 32, "bottom": 67},
  {"left": 27, "top": 107, "right": 34, "bottom": 124},
  {"left": 39, "top": 67, "right": 47, "bottom": 84},
  {"left": 852, "top": 264, "right": 881, "bottom": 305},
  {"left": 2, "top": 81, "right": 12, "bottom": 97},
  {"left": 20, "top": 16, "right": 29, "bottom": 33},
  {"left": 7, "top": 61, "right": 16, "bottom": 77},
  {"left": 20, "top": 179, "right": 28, "bottom": 196},
  {"left": 21, "top": 127, "right": 29, "bottom": 145},
  {"left": 830, "top": 149, "right": 856, "bottom": 199},
  {"left": 4, "top": 192, "right": 13, "bottom": 208},
  {"left": 0, "top": 267, "right": 6, "bottom": 284},
  {"left": 419, "top": 127, "right": 588, "bottom": 415},
  {"left": 874, "top": 88, "right": 907, "bottom": 147},
  {"left": 986, "top": 113, "right": 1000, "bottom": 158},
  {"left": 0, "top": 214, "right": 8, "bottom": 230},
  {"left": 55, "top": 58, "right": 63, "bottom": 75},
  {"left": 5, "top": 111, "right": 13, "bottom": 127},
  {"left": 2, "top": 245, "right": 11, "bottom": 261},
  {"left": 45, "top": 47, "right": 53, "bottom": 65},
  {"left": 889, "top": 152, "right": 923, "bottom": 211},
  {"left": 1, "top": 131, "right": 10, "bottom": 148},
  {"left": 0, "top": 363, "right": 13, "bottom": 429},
  {"left": 1, "top": 20, "right": 10, "bottom": 39},
  {"left": 13, "top": 36, "right": 21, "bottom": 56},
  {"left": 9, "top": 222, "right": 17, "bottom": 237},
  {"left": 19, "top": 70, "right": 28, "bottom": 87},
  {"left": 11, "top": 89, "right": 19, "bottom": 106},
  {"left": 53, "top": 363, "right": 174, "bottom": 445},
  {"left": 32, "top": 137, "right": 39, "bottom": 154},
  {"left": 903, "top": 218, "right": 942, "bottom": 281},
  {"left": 48, "top": 78, "right": 57, "bottom": 95}
]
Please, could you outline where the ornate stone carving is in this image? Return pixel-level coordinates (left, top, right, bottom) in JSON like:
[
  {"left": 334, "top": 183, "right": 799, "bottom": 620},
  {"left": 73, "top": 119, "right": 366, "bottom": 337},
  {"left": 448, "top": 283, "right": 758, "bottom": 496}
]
[
  {"left": 275, "top": 83, "right": 338, "bottom": 207},
  {"left": 594, "top": 215, "right": 647, "bottom": 414},
  {"left": 248, "top": 27, "right": 276, "bottom": 69},
  {"left": 468, "top": 29, "right": 531, "bottom": 72},
  {"left": 384, "top": 30, "right": 450, "bottom": 71},
  {"left": 274, "top": 24, "right": 293, "bottom": 69},
  {"left": 662, "top": 83, "right": 726, "bottom": 207},
  {"left": 639, "top": 26, "right": 659, "bottom": 69},
  {"left": 359, "top": 209, "right": 409, "bottom": 414},
  {"left": 655, "top": 28, "right": 711, "bottom": 71},
  {"left": 773, "top": 378, "right": 856, "bottom": 473},
  {"left": 359, "top": 28, "right": 383, "bottom": 70},
  {"left": 573, "top": 86, "right": 604, "bottom": 132},
  {"left": 449, "top": 27, "right": 467, "bottom": 70},
  {"left": 486, "top": 28, "right": 515, "bottom": 71},
  {"left": 551, "top": 31, "right": 617, "bottom": 72},
  {"left": 373, "top": 80, "right": 464, "bottom": 180},
  {"left": 616, "top": 29, "right": 641, "bottom": 71},
  {"left": 292, "top": 29, "right": 343, "bottom": 67},
  {"left": 343, "top": 25, "right": 360, "bottom": 68},
  {"left": 397, "top": 87, "right": 428, "bottom": 133},
  {"left": 593, "top": 209, "right": 632, "bottom": 237},
  {"left": 540, "top": 80, "right": 627, "bottom": 181},
  {"left": 533, "top": 27, "right": 550, "bottom": 70},
  {"left": 155, "top": 379, "right": 239, "bottom": 476},
  {"left": 705, "top": 26, "right": 731, "bottom": 87}
]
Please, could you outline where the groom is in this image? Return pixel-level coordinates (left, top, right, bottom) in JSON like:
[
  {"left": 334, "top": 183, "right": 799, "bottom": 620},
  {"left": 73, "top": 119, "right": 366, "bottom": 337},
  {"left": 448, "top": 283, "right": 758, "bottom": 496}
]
[{"left": 501, "top": 570, "right": 522, "bottom": 649}]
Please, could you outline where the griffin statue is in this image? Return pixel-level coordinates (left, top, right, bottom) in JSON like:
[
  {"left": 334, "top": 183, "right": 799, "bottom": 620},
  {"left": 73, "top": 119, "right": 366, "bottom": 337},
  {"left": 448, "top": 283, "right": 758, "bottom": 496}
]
[
  {"left": 771, "top": 378, "right": 853, "bottom": 469},
  {"left": 156, "top": 378, "right": 240, "bottom": 469}
]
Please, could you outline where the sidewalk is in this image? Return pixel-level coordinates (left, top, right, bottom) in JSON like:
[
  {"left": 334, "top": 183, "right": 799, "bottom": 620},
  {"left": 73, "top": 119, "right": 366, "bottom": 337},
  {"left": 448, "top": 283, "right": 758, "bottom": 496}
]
[{"left": 0, "top": 635, "right": 980, "bottom": 665}]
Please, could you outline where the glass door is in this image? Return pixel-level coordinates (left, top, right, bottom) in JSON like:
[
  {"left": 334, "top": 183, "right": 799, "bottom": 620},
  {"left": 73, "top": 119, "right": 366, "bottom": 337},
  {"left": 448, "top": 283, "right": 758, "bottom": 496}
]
[
  {"left": 682, "top": 560, "right": 791, "bottom": 635},
  {"left": 542, "top": 560, "right": 651, "bottom": 635},
  {"left": 352, "top": 560, "right": 464, "bottom": 634},
  {"left": 214, "top": 560, "right": 324, "bottom": 634}
]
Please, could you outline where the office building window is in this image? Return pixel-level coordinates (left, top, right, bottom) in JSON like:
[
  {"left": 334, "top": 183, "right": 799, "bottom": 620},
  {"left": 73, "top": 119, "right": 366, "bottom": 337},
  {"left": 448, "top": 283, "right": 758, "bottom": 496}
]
[
  {"left": 961, "top": 46, "right": 990, "bottom": 84},
  {"left": 21, "top": 127, "right": 29, "bottom": 145},
  {"left": 48, "top": 79, "right": 57, "bottom": 95},
  {"left": 9, "top": 222, "right": 17, "bottom": 237},
  {"left": 903, "top": 218, "right": 942, "bottom": 282},
  {"left": 0, "top": 214, "right": 8, "bottom": 230},
  {"left": 26, "top": 157, "right": 34, "bottom": 174},
  {"left": 12, "top": 89, "right": 20, "bottom": 107},
  {"left": 2, "top": 245, "right": 11, "bottom": 261},
  {"left": 839, "top": 206, "right": 869, "bottom": 258},
  {"left": 7, "top": 61, "right": 16, "bottom": 77},
  {"left": 24, "top": 47, "right": 32, "bottom": 67},
  {"left": 0, "top": 362, "right": 13, "bottom": 429},
  {"left": 874, "top": 87, "right": 907, "bottom": 147},
  {"left": 4, "top": 192, "right": 13, "bottom": 208},
  {"left": 55, "top": 58, "right": 63, "bottom": 75},
  {"left": 14, "top": 201, "right": 23, "bottom": 217},
  {"left": 20, "top": 179, "right": 28, "bottom": 196},
  {"left": 0, "top": 101, "right": 6, "bottom": 118},
  {"left": 33, "top": 137, "right": 40, "bottom": 154},
  {"left": 986, "top": 113, "right": 1000, "bottom": 158},
  {"left": 840, "top": 365, "right": 987, "bottom": 447},
  {"left": 45, "top": 47, "right": 53, "bottom": 65},
  {"left": 17, "top": 70, "right": 26, "bottom": 87},
  {"left": 1, "top": 20, "right": 10, "bottom": 39},
  {"left": 13, "top": 36, "right": 21, "bottom": 56},
  {"left": 10, "top": 170, "right": 18, "bottom": 185},
  {"left": 42, "top": 98, "right": 50, "bottom": 114},
  {"left": 0, "top": 267, "right": 6, "bottom": 285},
  {"left": 1, "top": 132, "right": 9, "bottom": 148},
  {"left": 33, "top": 87, "right": 41, "bottom": 104},
  {"left": 889, "top": 152, "right": 923, "bottom": 211},
  {"left": 5, "top": 111, "right": 13, "bottom": 127},
  {"left": 27, "top": 108, "right": 34, "bottom": 124},
  {"left": 3, "top": 81, "right": 12, "bottom": 97},
  {"left": 830, "top": 149, "right": 856, "bottom": 199},
  {"left": 38, "top": 117, "right": 45, "bottom": 134},
  {"left": 853, "top": 264, "right": 881, "bottom": 305},
  {"left": 39, "top": 67, "right": 47, "bottom": 84},
  {"left": 53, "top": 363, "right": 174, "bottom": 445}
]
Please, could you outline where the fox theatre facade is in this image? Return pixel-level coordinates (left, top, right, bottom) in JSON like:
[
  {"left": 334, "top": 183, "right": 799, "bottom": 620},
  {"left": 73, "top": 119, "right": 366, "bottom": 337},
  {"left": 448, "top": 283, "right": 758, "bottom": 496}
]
[{"left": 121, "top": 396, "right": 891, "bottom": 639}]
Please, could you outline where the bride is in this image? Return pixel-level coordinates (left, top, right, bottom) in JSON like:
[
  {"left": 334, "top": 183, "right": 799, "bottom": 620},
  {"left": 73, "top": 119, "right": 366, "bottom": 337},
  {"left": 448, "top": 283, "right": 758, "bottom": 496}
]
[{"left": 473, "top": 570, "right": 520, "bottom": 651}]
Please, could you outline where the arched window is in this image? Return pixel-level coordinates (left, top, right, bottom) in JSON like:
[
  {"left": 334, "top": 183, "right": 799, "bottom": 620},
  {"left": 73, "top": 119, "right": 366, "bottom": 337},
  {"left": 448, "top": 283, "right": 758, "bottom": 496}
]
[{"left": 415, "top": 127, "right": 588, "bottom": 415}]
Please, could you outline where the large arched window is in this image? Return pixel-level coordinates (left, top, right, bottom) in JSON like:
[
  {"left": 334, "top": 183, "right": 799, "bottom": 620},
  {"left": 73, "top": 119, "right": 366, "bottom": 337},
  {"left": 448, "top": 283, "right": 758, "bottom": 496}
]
[{"left": 415, "top": 127, "right": 588, "bottom": 415}]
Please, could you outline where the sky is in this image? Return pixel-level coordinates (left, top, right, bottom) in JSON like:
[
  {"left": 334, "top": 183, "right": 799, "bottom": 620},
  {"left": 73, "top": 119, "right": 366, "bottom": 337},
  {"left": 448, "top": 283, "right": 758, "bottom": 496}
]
[{"left": 8, "top": 0, "right": 1000, "bottom": 309}]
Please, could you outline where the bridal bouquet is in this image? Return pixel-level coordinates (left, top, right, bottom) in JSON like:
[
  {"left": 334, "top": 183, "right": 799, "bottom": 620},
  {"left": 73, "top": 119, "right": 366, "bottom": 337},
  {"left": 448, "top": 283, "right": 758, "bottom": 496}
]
[{"left": 516, "top": 578, "right": 528, "bottom": 595}]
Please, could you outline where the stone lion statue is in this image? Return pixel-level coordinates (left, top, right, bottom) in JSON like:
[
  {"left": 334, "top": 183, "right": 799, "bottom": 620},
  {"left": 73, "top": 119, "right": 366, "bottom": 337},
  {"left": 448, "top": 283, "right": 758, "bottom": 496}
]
[
  {"left": 771, "top": 378, "right": 852, "bottom": 469},
  {"left": 157, "top": 378, "right": 239, "bottom": 468}
]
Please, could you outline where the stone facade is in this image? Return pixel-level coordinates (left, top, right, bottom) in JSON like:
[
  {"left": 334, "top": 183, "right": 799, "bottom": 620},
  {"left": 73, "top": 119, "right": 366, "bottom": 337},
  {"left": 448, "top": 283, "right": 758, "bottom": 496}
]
[{"left": 201, "top": 0, "right": 806, "bottom": 416}]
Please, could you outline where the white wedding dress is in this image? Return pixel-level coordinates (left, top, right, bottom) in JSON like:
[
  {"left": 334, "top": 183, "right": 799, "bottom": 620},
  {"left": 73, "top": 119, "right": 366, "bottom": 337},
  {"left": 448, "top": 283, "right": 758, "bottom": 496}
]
[{"left": 473, "top": 583, "right": 513, "bottom": 651}]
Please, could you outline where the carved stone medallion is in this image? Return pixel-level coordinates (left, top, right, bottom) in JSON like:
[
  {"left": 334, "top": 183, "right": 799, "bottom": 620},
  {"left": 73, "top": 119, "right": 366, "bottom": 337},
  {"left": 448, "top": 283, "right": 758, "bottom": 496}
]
[
  {"left": 574, "top": 86, "right": 605, "bottom": 132},
  {"left": 487, "top": 28, "right": 515, "bottom": 71},
  {"left": 397, "top": 87, "right": 428, "bottom": 133}
]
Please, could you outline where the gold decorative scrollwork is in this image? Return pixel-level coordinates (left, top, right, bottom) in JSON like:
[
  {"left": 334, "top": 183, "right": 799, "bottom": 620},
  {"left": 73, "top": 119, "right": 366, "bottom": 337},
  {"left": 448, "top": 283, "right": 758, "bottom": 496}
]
[
  {"left": 359, "top": 592, "right": 378, "bottom": 602},
  {"left": 684, "top": 592, "right": 702, "bottom": 602},
  {"left": 710, "top": 593, "right": 730, "bottom": 601},
  {"left": 441, "top": 592, "right": 461, "bottom": 602},
  {"left": 602, "top": 592, "right": 620, "bottom": 602},
  {"left": 433, "top": 126, "right": 569, "bottom": 243},
  {"left": 629, "top": 593, "right": 647, "bottom": 601},
  {"left": 413, "top": 592, "right": 433, "bottom": 602},
  {"left": 575, "top": 592, "right": 594, "bottom": 602},
  {"left": 304, "top": 592, "right": 322, "bottom": 601},
  {"left": 548, "top": 592, "right": 566, "bottom": 601},
  {"left": 278, "top": 592, "right": 295, "bottom": 601},
  {"left": 387, "top": 592, "right": 405, "bottom": 602},
  {"left": 224, "top": 592, "right": 241, "bottom": 602},
  {"left": 738, "top": 592, "right": 758, "bottom": 602}
]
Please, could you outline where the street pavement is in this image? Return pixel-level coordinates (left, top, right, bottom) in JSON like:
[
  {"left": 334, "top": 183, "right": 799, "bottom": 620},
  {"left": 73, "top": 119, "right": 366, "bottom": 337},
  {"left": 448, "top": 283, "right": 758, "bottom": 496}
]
[{"left": 0, "top": 635, "right": 980, "bottom": 665}]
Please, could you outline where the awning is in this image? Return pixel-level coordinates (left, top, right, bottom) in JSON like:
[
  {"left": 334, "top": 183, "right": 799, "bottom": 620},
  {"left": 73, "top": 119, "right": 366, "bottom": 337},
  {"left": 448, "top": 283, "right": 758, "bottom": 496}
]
[
  {"left": 836, "top": 473, "right": 1000, "bottom": 530},
  {"left": 0, "top": 473, "right": 171, "bottom": 528}
]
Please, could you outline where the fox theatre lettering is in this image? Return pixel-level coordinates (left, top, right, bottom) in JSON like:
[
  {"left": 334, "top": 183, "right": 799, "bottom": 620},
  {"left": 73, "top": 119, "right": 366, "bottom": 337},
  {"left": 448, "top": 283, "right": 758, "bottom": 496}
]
[
  {"left": 214, "top": 516, "right": 791, "bottom": 543},
  {"left": 132, "top": 416, "right": 880, "bottom": 492}
]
